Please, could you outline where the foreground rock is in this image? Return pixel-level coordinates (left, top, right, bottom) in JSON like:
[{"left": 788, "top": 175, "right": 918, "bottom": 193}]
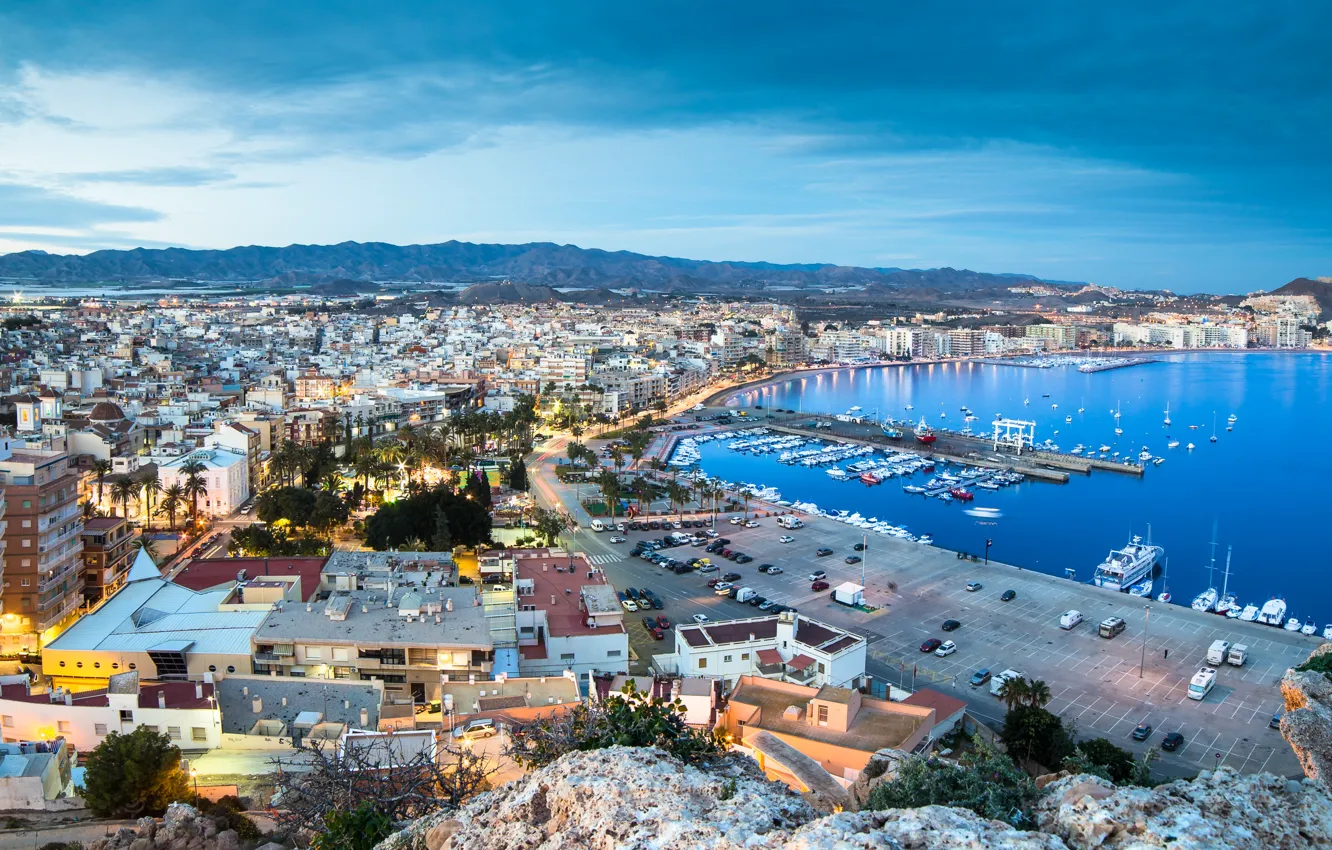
[
  {"left": 1281, "top": 642, "right": 1332, "bottom": 786},
  {"left": 1036, "top": 769, "right": 1332, "bottom": 849},
  {"left": 87, "top": 803, "right": 272, "bottom": 850}
]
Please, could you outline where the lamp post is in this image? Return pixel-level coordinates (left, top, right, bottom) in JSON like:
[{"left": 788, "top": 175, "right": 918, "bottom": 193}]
[
  {"left": 1139, "top": 604, "right": 1151, "bottom": 678},
  {"left": 984, "top": 538, "right": 993, "bottom": 565},
  {"left": 189, "top": 766, "right": 198, "bottom": 801}
]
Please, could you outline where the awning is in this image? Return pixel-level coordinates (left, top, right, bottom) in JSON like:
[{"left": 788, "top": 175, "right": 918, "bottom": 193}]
[
  {"left": 756, "top": 648, "right": 783, "bottom": 665},
  {"left": 786, "top": 654, "right": 816, "bottom": 671}
]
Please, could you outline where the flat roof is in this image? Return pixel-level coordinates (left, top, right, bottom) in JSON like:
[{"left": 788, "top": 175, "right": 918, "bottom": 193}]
[
  {"left": 730, "top": 678, "right": 926, "bottom": 753},
  {"left": 176, "top": 557, "right": 327, "bottom": 601},
  {"left": 442, "top": 676, "right": 580, "bottom": 715},
  {"left": 514, "top": 554, "right": 625, "bottom": 638},
  {"left": 254, "top": 585, "right": 489, "bottom": 648},
  {"left": 217, "top": 675, "right": 381, "bottom": 734}
]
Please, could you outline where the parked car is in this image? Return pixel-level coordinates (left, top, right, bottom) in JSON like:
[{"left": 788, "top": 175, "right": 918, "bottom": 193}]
[
  {"left": 698, "top": 564, "right": 719, "bottom": 573},
  {"left": 1132, "top": 723, "right": 1153, "bottom": 741},
  {"left": 713, "top": 582, "right": 734, "bottom": 593},
  {"left": 809, "top": 570, "right": 827, "bottom": 581},
  {"left": 760, "top": 564, "right": 782, "bottom": 575},
  {"left": 758, "top": 599, "right": 777, "bottom": 611},
  {"left": 845, "top": 555, "right": 862, "bottom": 564},
  {"left": 620, "top": 598, "right": 638, "bottom": 612},
  {"left": 642, "top": 616, "right": 659, "bottom": 631},
  {"left": 1001, "top": 589, "right": 1016, "bottom": 601},
  {"left": 609, "top": 535, "right": 626, "bottom": 543},
  {"left": 736, "top": 554, "right": 753, "bottom": 564},
  {"left": 705, "top": 529, "right": 719, "bottom": 538},
  {"left": 453, "top": 718, "right": 497, "bottom": 740},
  {"left": 966, "top": 581, "right": 983, "bottom": 592},
  {"left": 811, "top": 580, "right": 830, "bottom": 591},
  {"left": 941, "top": 619, "right": 961, "bottom": 631},
  {"left": 920, "top": 638, "right": 943, "bottom": 653},
  {"left": 1160, "top": 731, "right": 1185, "bottom": 751},
  {"left": 969, "top": 668, "right": 992, "bottom": 687},
  {"left": 853, "top": 542, "right": 866, "bottom": 551},
  {"left": 656, "top": 615, "right": 671, "bottom": 630},
  {"left": 816, "top": 548, "right": 834, "bottom": 556},
  {"left": 778, "top": 535, "right": 794, "bottom": 544},
  {"left": 722, "top": 572, "right": 742, "bottom": 582},
  {"left": 934, "top": 640, "right": 957, "bottom": 657},
  {"left": 747, "top": 595, "right": 765, "bottom": 607},
  {"left": 744, "top": 520, "right": 760, "bottom": 528}
]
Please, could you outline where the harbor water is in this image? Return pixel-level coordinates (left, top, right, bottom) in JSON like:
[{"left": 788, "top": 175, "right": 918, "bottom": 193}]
[{"left": 699, "top": 352, "right": 1332, "bottom": 623}]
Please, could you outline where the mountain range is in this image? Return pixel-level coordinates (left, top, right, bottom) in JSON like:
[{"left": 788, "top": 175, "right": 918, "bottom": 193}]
[{"left": 0, "top": 240, "right": 1074, "bottom": 296}]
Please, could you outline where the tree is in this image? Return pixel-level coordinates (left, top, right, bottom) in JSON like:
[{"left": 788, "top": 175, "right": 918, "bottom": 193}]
[
  {"left": 997, "top": 676, "right": 1032, "bottom": 711},
  {"left": 665, "top": 478, "right": 690, "bottom": 523},
  {"left": 157, "top": 484, "right": 185, "bottom": 531},
  {"left": 138, "top": 469, "right": 163, "bottom": 532},
  {"left": 1067, "top": 738, "right": 1135, "bottom": 784},
  {"left": 738, "top": 486, "right": 756, "bottom": 520},
  {"left": 256, "top": 486, "right": 319, "bottom": 527},
  {"left": 505, "top": 682, "right": 724, "bottom": 771},
  {"left": 508, "top": 457, "right": 529, "bottom": 492},
  {"left": 431, "top": 506, "right": 454, "bottom": 551},
  {"left": 111, "top": 476, "right": 141, "bottom": 521},
  {"left": 91, "top": 458, "right": 113, "bottom": 505},
  {"left": 595, "top": 470, "right": 622, "bottom": 525},
  {"left": 466, "top": 469, "right": 492, "bottom": 508},
  {"left": 78, "top": 726, "right": 190, "bottom": 818},
  {"left": 363, "top": 485, "right": 493, "bottom": 551},
  {"left": 1025, "top": 678, "right": 1052, "bottom": 709},
  {"left": 1000, "top": 705, "right": 1075, "bottom": 770},
  {"left": 865, "top": 735, "right": 1041, "bottom": 827},
  {"left": 309, "top": 491, "right": 350, "bottom": 534},
  {"left": 181, "top": 460, "right": 208, "bottom": 527},
  {"left": 530, "top": 506, "right": 569, "bottom": 547}
]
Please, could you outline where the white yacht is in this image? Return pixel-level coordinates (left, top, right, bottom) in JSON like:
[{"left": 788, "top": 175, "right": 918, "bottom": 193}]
[
  {"left": 1284, "top": 617, "right": 1302, "bottom": 632},
  {"left": 1164, "top": 402, "right": 1172, "bottom": 426},
  {"left": 1214, "top": 547, "right": 1237, "bottom": 616},
  {"left": 1302, "top": 619, "right": 1318, "bottom": 637},
  {"left": 1323, "top": 624, "right": 1332, "bottom": 641},
  {"left": 1093, "top": 535, "right": 1163, "bottom": 592},
  {"left": 1191, "top": 587, "right": 1218, "bottom": 613},
  {"left": 826, "top": 467, "right": 848, "bottom": 480},
  {"left": 1186, "top": 442, "right": 1196, "bottom": 450},
  {"left": 1225, "top": 604, "right": 1242, "bottom": 619},
  {"left": 1228, "top": 413, "right": 1238, "bottom": 424},
  {"left": 1238, "top": 602, "right": 1260, "bottom": 622},
  {"left": 1167, "top": 439, "right": 1180, "bottom": 448},
  {"left": 1128, "top": 578, "right": 1153, "bottom": 598},
  {"left": 1257, "top": 598, "right": 1288, "bottom": 626}
]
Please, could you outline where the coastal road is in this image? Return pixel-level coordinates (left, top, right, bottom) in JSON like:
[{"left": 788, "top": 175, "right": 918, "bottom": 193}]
[{"left": 532, "top": 446, "right": 1309, "bottom": 779}]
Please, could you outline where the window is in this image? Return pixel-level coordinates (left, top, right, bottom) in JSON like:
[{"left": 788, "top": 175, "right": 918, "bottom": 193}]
[
  {"left": 94, "top": 724, "right": 108, "bottom": 736},
  {"left": 724, "top": 654, "right": 734, "bottom": 663},
  {"left": 58, "top": 721, "right": 71, "bottom": 733},
  {"left": 331, "top": 647, "right": 349, "bottom": 662},
  {"left": 111, "top": 664, "right": 119, "bottom": 670},
  {"left": 20, "top": 519, "right": 30, "bottom": 528},
  {"left": 817, "top": 662, "right": 825, "bottom": 674},
  {"left": 19, "top": 579, "right": 28, "bottom": 588},
  {"left": 167, "top": 727, "right": 182, "bottom": 740},
  {"left": 305, "top": 647, "right": 322, "bottom": 660},
  {"left": 559, "top": 653, "right": 576, "bottom": 661},
  {"left": 227, "top": 666, "right": 236, "bottom": 673},
  {"left": 208, "top": 665, "right": 216, "bottom": 672},
  {"left": 119, "top": 710, "right": 134, "bottom": 723},
  {"left": 741, "top": 653, "right": 749, "bottom": 661},
  {"left": 128, "top": 663, "right": 136, "bottom": 670},
  {"left": 817, "top": 705, "right": 829, "bottom": 726},
  {"left": 0, "top": 716, "right": 11, "bottom": 728},
  {"left": 697, "top": 658, "right": 707, "bottom": 669},
  {"left": 607, "top": 650, "right": 622, "bottom": 658},
  {"left": 21, "top": 540, "right": 29, "bottom": 548},
  {"left": 192, "top": 727, "right": 208, "bottom": 742},
  {"left": 94, "top": 662, "right": 100, "bottom": 669},
  {"left": 21, "top": 500, "right": 30, "bottom": 508}
]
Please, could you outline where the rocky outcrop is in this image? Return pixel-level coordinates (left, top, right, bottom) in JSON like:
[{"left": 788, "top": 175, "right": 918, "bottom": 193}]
[
  {"left": 374, "top": 748, "right": 1332, "bottom": 850},
  {"left": 1036, "top": 769, "right": 1332, "bottom": 849},
  {"left": 1281, "top": 642, "right": 1332, "bottom": 785},
  {"left": 87, "top": 804, "right": 276, "bottom": 850}
]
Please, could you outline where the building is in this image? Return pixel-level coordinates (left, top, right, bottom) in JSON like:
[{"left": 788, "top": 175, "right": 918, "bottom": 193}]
[
  {"left": 173, "top": 556, "right": 326, "bottom": 602},
  {"left": 0, "top": 441, "right": 85, "bottom": 651},
  {"left": 79, "top": 516, "right": 134, "bottom": 605},
  {"left": 0, "top": 670, "right": 220, "bottom": 753},
  {"left": 719, "top": 676, "right": 934, "bottom": 790},
  {"left": 656, "top": 612, "right": 868, "bottom": 690},
  {"left": 0, "top": 733, "right": 72, "bottom": 809},
  {"left": 157, "top": 447, "right": 250, "bottom": 519},
  {"left": 504, "top": 550, "right": 630, "bottom": 678},
  {"left": 899, "top": 688, "right": 968, "bottom": 740},
  {"left": 215, "top": 674, "right": 383, "bottom": 745},
  {"left": 42, "top": 550, "right": 268, "bottom": 689},
  {"left": 439, "top": 670, "right": 581, "bottom": 727},
  {"left": 1255, "top": 317, "right": 1312, "bottom": 348}
]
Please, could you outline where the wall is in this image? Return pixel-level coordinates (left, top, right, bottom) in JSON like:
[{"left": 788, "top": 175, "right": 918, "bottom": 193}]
[
  {"left": 218, "top": 732, "right": 295, "bottom": 751},
  {"left": 523, "top": 630, "right": 629, "bottom": 678},
  {"left": 0, "top": 698, "right": 222, "bottom": 751}
]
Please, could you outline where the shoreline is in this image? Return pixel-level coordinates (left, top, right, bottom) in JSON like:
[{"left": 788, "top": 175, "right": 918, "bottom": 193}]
[{"left": 705, "top": 348, "right": 1325, "bottom": 406}]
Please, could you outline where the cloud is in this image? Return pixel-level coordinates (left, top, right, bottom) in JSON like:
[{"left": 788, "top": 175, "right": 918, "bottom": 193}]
[
  {"left": 63, "top": 166, "right": 235, "bottom": 187},
  {"left": 0, "top": 182, "right": 161, "bottom": 228}
]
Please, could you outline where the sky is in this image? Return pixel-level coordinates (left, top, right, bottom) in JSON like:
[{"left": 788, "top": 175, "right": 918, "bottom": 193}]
[{"left": 0, "top": 2, "right": 1329, "bottom": 293}]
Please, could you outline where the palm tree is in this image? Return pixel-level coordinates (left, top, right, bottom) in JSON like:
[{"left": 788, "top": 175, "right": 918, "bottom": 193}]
[
  {"left": 137, "top": 469, "right": 162, "bottom": 531},
  {"left": 630, "top": 477, "right": 653, "bottom": 518},
  {"left": 353, "top": 450, "right": 377, "bottom": 495},
  {"left": 738, "top": 486, "right": 756, "bottom": 521},
  {"left": 180, "top": 460, "right": 208, "bottom": 527},
  {"left": 596, "top": 470, "right": 622, "bottom": 526},
  {"left": 157, "top": 484, "right": 185, "bottom": 531},
  {"left": 1025, "top": 679, "right": 1052, "bottom": 709},
  {"left": 90, "top": 459, "right": 113, "bottom": 507},
  {"left": 997, "top": 676, "right": 1032, "bottom": 711},
  {"left": 130, "top": 536, "right": 158, "bottom": 560},
  {"left": 110, "top": 477, "right": 140, "bottom": 521},
  {"left": 665, "top": 478, "right": 690, "bottom": 524},
  {"left": 321, "top": 471, "right": 346, "bottom": 494}
]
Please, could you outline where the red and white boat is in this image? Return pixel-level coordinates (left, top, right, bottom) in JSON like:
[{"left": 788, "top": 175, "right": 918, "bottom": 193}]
[
  {"left": 915, "top": 416, "right": 937, "bottom": 444},
  {"left": 948, "top": 487, "right": 974, "bottom": 501},
  {"left": 860, "top": 471, "right": 883, "bottom": 485}
]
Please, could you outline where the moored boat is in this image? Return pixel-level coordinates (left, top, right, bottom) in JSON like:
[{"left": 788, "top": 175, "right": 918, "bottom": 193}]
[
  {"left": 1238, "top": 602, "right": 1260, "bottom": 622},
  {"left": 1257, "top": 597, "right": 1287, "bottom": 626},
  {"left": 1093, "top": 534, "right": 1163, "bottom": 593},
  {"left": 1284, "top": 617, "right": 1302, "bottom": 632}
]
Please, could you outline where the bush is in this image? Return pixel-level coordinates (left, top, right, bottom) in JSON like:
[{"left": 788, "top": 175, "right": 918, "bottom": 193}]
[
  {"left": 78, "top": 726, "right": 190, "bottom": 818},
  {"left": 1001, "top": 706, "right": 1075, "bottom": 770},
  {"left": 364, "top": 485, "right": 492, "bottom": 550},
  {"left": 1067, "top": 738, "right": 1135, "bottom": 783},
  {"left": 865, "top": 735, "right": 1042, "bottom": 827},
  {"left": 311, "top": 802, "right": 392, "bottom": 850},
  {"left": 506, "top": 681, "right": 724, "bottom": 770}
]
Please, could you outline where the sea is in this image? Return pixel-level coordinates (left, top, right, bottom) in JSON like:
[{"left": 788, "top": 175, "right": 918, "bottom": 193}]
[{"left": 692, "top": 352, "right": 1332, "bottom": 625}]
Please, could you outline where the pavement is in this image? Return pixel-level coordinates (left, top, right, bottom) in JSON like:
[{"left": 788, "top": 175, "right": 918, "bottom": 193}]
[{"left": 527, "top": 433, "right": 1312, "bottom": 780}]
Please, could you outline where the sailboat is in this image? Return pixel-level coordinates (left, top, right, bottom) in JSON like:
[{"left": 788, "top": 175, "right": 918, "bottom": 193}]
[
  {"left": 1163, "top": 402, "right": 1171, "bottom": 426},
  {"left": 1191, "top": 526, "right": 1220, "bottom": 612},
  {"left": 1228, "top": 413, "right": 1238, "bottom": 424},
  {"left": 1113, "top": 401, "right": 1123, "bottom": 435},
  {"left": 1209, "top": 412, "right": 1218, "bottom": 443},
  {"left": 1156, "top": 557, "right": 1172, "bottom": 603},
  {"left": 1215, "top": 546, "right": 1237, "bottom": 615}
]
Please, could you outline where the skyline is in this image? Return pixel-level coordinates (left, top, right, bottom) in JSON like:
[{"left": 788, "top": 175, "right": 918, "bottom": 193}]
[{"left": 2, "top": 2, "right": 1331, "bottom": 293}]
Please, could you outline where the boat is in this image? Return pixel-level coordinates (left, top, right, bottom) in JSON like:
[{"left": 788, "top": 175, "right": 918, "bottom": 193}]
[
  {"left": 1128, "top": 578, "right": 1153, "bottom": 597},
  {"left": 902, "top": 485, "right": 926, "bottom": 494},
  {"left": 1092, "top": 534, "right": 1163, "bottom": 592},
  {"left": 905, "top": 404, "right": 914, "bottom": 410},
  {"left": 1228, "top": 413, "right": 1237, "bottom": 424},
  {"left": 1164, "top": 402, "right": 1171, "bottom": 426},
  {"left": 1257, "top": 598, "right": 1288, "bottom": 626},
  {"left": 1024, "top": 398, "right": 1030, "bottom": 405},
  {"left": 1167, "top": 439, "right": 1180, "bottom": 448},
  {"left": 826, "top": 467, "right": 849, "bottom": 480},
  {"left": 1193, "top": 530, "right": 1221, "bottom": 612},
  {"left": 1239, "top": 602, "right": 1260, "bottom": 622},
  {"left": 1214, "top": 546, "right": 1237, "bottom": 616},
  {"left": 1186, "top": 442, "right": 1196, "bottom": 450},
  {"left": 1324, "top": 624, "right": 1332, "bottom": 641},
  {"left": 1098, "top": 444, "right": 1112, "bottom": 453},
  {"left": 860, "top": 471, "right": 883, "bottom": 485},
  {"left": 1138, "top": 447, "right": 1152, "bottom": 460},
  {"left": 1226, "top": 604, "right": 1241, "bottom": 619},
  {"left": 948, "top": 487, "right": 974, "bottom": 501},
  {"left": 1284, "top": 617, "right": 1302, "bottom": 632},
  {"left": 915, "top": 417, "right": 937, "bottom": 445},
  {"left": 1153, "top": 457, "right": 1165, "bottom": 465},
  {"left": 1052, "top": 403, "right": 1058, "bottom": 409},
  {"left": 1065, "top": 415, "right": 1072, "bottom": 423},
  {"left": 1209, "top": 412, "right": 1218, "bottom": 443},
  {"left": 882, "top": 425, "right": 903, "bottom": 440},
  {"left": 1302, "top": 619, "right": 1318, "bottom": 637},
  {"left": 1156, "top": 557, "right": 1172, "bottom": 603}
]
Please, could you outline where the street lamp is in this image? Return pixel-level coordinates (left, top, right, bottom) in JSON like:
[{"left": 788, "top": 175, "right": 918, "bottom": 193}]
[
  {"left": 189, "top": 766, "right": 198, "bottom": 801},
  {"left": 1139, "top": 604, "right": 1151, "bottom": 678},
  {"left": 984, "top": 538, "right": 993, "bottom": 565}
]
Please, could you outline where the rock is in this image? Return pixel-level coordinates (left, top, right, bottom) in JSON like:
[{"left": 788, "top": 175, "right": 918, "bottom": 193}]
[
  {"left": 137, "top": 817, "right": 158, "bottom": 839},
  {"left": 255, "top": 844, "right": 288, "bottom": 850},
  {"left": 1036, "top": 768, "right": 1332, "bottom": 849},
  {"left": 789, "top": 807, "right": 1068, "bottom": 849},
  {"left": 1281, "top": 643, "right": 1332, "bottom": 787},
  {"left": 128, "top": 839, "right": 153, "bottom": 850},
  {"left": 845, "top": 748, "right": 907, "bottom": 811},
  {"left": 424, "top": 819, "right": 461, "bottom": 850},
  {"left": 1035, "top": 770, "right": 1072, "bottom": 791},
  {"left": 214, "top": 829, "right": 240, "bottom": 850}
]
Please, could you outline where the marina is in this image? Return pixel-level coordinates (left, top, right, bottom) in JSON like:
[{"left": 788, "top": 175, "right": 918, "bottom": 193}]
[{"left": 701, "top": 351, "right": 1332, "bottom": 623}]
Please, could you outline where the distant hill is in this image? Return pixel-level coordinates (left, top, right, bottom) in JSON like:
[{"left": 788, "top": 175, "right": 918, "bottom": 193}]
[
  {"left": 0, "top": 240, "right": 1071, "bottom": 297},
  {"left": 1272, "top": 277, "right": 1332, "bottom": 319}
]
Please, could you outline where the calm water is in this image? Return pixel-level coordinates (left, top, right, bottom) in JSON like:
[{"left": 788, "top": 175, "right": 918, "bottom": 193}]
[{"left": 700, "top": 353, "right": 1332, "bottom": 623}]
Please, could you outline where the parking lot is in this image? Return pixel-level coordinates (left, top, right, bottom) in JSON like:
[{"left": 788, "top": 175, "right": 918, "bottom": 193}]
[{"left": 567, "top": 508, "right": 1311, "bottom": 779}]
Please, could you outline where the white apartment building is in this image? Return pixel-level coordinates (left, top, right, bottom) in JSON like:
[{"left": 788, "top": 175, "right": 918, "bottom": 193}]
[
  {"left": 1113, "top": 322, "right": 1248, "bottom": 349},
  {"left": 1255, "top": 317, "right": 1312, "bottom": 348},
  {"left": 655, "top": 611, "right": 868, "bottom": 690},
  {"left": 157, "top": 446, "right": 250, "bottom": 518},
  {"left": 0, "top": 671, "right": 221, "bottom": 752}
]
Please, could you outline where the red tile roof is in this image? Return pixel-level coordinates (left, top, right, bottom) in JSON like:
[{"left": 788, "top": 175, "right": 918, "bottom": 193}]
[
  {"left": 901, "top": 688, "right": 968, "bottom": 720},
  {"left": 174, "top": 557, "right": 327, "bottom": 601},
  {"left": 756, "top": 648, "right": 782, "bottom": 665},
  {"left": 786, "top": 654, "right": 816, "bottom": 671}
]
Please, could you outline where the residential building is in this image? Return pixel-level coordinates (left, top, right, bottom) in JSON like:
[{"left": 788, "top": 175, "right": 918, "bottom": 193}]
[
  {"left": 0, "top": 670, "right": 220, "bottom": 752},
  {"left": 655, "top": 611, "right": 868, "bottom": 690},
  {"left": 0, "top": 441, "right": 85, "bottom": 651},
  {"left": 719, "top": 676, "right": 934, "bottom": 790},
  {"left": 79, "top": 516, "right": 134, "bottom": 605},
  {"left": 0, "top": 733, "right": 72, "bottom": 809},
  {"left": 506, "top": 550, "right": 630, "bottom": 678},
  {"left": 1255, "top": 317, "right": 1312, "bottom": 348},
  {"left": 156, "top": 446, "right": 250, "bottom": 519},
  {"left": 215, "top": 674, "right": 383, "bottom": 744}
]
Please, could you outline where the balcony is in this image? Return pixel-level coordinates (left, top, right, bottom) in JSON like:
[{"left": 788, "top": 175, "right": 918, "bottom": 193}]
[
  {"left": 38, "top": 594, "right": 80, "bottom": 631},
  {"left": 39, "top": 524, "right": 83, "bottom": 554},
  {"left": 38, "top": 503, "right": 80, "bottom": 532},
  {"left": 39, "top": 542, "right": 84, "bottom": 575}
]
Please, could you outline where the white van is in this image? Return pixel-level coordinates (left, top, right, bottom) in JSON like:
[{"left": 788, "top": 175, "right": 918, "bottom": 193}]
[
  {"left": 736, "top": 587, "right": 757, "bottom": 603},
  {"left": 990, "top": 669, "right": 1023, "bottom": 697},
  {"left": 1059, "top": 610, "right": 1083, "bottom": 630},
  {"left": 589, "top": 519, "right": 606, "bottom": 532}
]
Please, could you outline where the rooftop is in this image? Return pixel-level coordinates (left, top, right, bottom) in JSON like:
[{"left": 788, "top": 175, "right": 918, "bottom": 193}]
[
  {"left": 441, "top": 674, "right": 580, "bottom": 716},
  {"left": 216, "top": 675, "right": 382, "bottom": 734},
  {"left": 254, "top": 584, "right": 489, "bottom": 648},
  {"left": 514, "top": 552, "right": 624, "bottom": 638},
  {"left": 901, "top": 688, "right": 968, "bottom": 720},
  {"left": 175, "top": 557, "right": 327, "bottom": 601},
  {"left": 729, "top": 678, "right": 929, "bottom": 753}
]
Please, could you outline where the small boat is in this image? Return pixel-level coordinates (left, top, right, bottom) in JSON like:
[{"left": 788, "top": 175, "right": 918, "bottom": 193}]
[
  {"left": 939, "top": 412, "right": 947, "bottom": 418},
  {"left": 1164, "top": 402, "right": 1171, "bottom": 426},
  {"left": 948, "top": 487, "right": 974, "bottom": 501},
  {"left": 1153, "top": 457, "right": 1165, "bottom": 465},
  {"left": 1052, "top": 403, "right": 1058, "bottom": 409},
  {"left": 1216, "top": 593, "right": 1237, "bottom": 616},
  {"left": 1098, "top": 444, "right": 1112, "bottom": 453},
  {"left": 1225, "top": 604, "right": 1241, "bottom": 619},
  {"left": 826, "top": 467, "right": 849, "bottom": 480},
  {"left": 1186, "top": 442, "right": 1195, "bottom": 450},
  {"left": 1157, "top": 591, "right": 1172, "bottom": 603},
  {"left": 902, "top": 485, "right": 926, "bottom": 494},
  {"left": 1138, "top": 447, "right": 1152, "bottom": 460},
  {"left": 1192, "top": 587, "right": 1218, "bottom": 612},
  {"left": 1024, "top": 398, "right": 1030, "bottom": 405},
  {"left": 1115, "top": 427, "right": 1123, "bottom": 435},
  {"left": 1157, "top": 557, "right": 1172, "bottom": 603},
  {"left": 905, "top": 404, "right": 914, "bottom": 410},
  {"left": 1323, "top": 624, "right": 1332, "bottom": 641},
  {"left": 1302, "top": 619, "right": 1318, "bottom": 637},
  {"left": 1227, "top": 413, "right": 1237, "bottom": 424},
  {"left": 860, "top": 471, "right": 883, "bottom": 485},
  {"left": 938, "top": 492, "right": 954, "bottom": 503},
  {"left": 1065, "top": 415, "right": 1072, "bottom": 423},
  {"left": 1284, "top": 617, "right": 1302, "bottom": 632},
  {"left": 1128, "top": 578, "right": 1153, "bottom": 597},
  {"left": 1167, "top": 439, "right": 1180, "bottom": 448},
  {"left": 882, "top": 425, "right": 903, "bottom": 440},
  {"left": 1209, "top": 412, "right": 1218, "bottom": 443},
  {"left": 1239, "top": 602, "right": 1260, "bottom": 622}
]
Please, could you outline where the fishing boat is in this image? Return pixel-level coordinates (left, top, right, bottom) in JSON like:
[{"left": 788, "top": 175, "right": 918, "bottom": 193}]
[
  {"left": 1092, "top": 533, "right": 1163, "bottom": 592},
  {"left": 882, "top": 425, "right": 903, "bottom": 440},
  {"left": 1257, "top": 597, "right": 1288, "bottom": 626},
  {"left": 948, "top": 487, "right": 974, "bottom": 501},
  {"left": 1239, "top": 602, "right": 1261, "bottom": 622},
  {"left": 915, "top": 417, "right": 937, "bottom": 445},
  {"left": 1302, "top": 619, "right": 1318, "bottom": 637},
  {"left": 1164, "top": 402, "right": 1171, "bottom": 426}
]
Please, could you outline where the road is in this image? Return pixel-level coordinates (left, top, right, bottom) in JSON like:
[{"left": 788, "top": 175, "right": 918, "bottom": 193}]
[{"left": 527, "top": 435, "right": 1310, "bottom": 780}]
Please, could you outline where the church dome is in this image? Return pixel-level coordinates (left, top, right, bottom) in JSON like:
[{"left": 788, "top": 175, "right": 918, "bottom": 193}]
[{"left": 89, "top": 401, "right": 126, "bottom": 422}]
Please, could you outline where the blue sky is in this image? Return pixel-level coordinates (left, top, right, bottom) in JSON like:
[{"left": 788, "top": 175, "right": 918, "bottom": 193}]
[{"left": 0, "top": 2, "right": 1328, "bottom": 292}]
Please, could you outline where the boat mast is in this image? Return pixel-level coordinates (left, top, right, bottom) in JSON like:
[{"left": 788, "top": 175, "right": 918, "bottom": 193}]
[
  {"left": 1221, "top": 545, "right": 1232, "bottom": 599},
  {"left": 1206, "top": 520, "right": 1218, "bottom": 589}
]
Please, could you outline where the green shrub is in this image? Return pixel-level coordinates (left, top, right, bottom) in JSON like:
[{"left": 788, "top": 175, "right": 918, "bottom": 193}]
[
  {"left": 311, "top": 802, "right": 393, "bottom": 850},
  {"left": 77, "top": 727, "right": 190, "bottom": 818},
  {"left": 865, "top": 736, "right": 1043, "bottom": 827}
]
